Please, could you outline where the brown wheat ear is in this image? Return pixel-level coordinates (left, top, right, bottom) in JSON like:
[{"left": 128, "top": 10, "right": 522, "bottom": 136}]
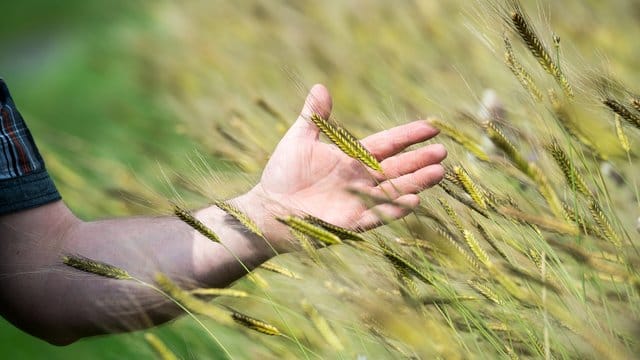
[
  {"left": 231, "top": 311, "right": 281, "bottom": 336},
  {"left": 62, "top": 255, "right": 132, "bottom": 280},
  {"left": 510, "top": 8, "right": 573, "bottom": 97},
  {"left": 603, "top": 98, "right": 640, "bottom": 130}
]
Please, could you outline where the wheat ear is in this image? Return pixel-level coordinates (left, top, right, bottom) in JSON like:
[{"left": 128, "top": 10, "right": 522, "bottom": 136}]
[
  {"left": 614, "top": 115, "right": 631, "bottom": 152},
  {"left": 377, "top": 238, "right": 433, "bottom": 285},
  {"left": 290, "top": 229, "right": 321, "bottom": 264},
  {"left": 468, "top": 280, "right": 503, "bottom": 305},
  {"left": 484, "top": 125, "right": 565, "bottom": 218},
  {"left": 562, "top": 203, "right": 600, "bottom": 238},
  {"left": 463, "top": 230, "right": 492, "bottom": 268},
  {"left": 588, "top": 199, "right": 622, "bottom": 247},
  {"left": 310, "top": 113, "right": 382, "bottom": 172},
  {"left": 420, "top": 295, "right": 478, "bottom": 305},
  {"left": 510, "top": 9, "right": 573, "bottom": 97},
  {"left": 62, "top": 255, "right": 132, "bottom": 280},
  {"left": 395, "top": 267, "right": 421, "bottom": 301},
  {"left": 504, "top": 37, "right": 543, "bottom": 101},
  {"left": 485, "top": 122, "right": 530, "bottom": 175},
  {"left": 438, "top": 197, "right": 465, "bottom": 235},
  {"left": 475, "top": 222, "right": 512, "bottom": 264},
  {"left": 439, "top": 182, "right": 489, "bottom": 218},
  {"left": 545, "top": 140, "right": 590, "bottom": 196},
  {"left": 214, "top": 200, "right": 264, "bottom": 238},
  {"left": 438, "top": 226, "right": 481, "bottom": 270},
  {"left": 144, "top": 333, "right": 178, "bottom": 360},
  {"left": 173, "top": 205, "right": 220, "bottom": 243},
  {"left": 603, "top": 98, "right": 640, "bottom": 130},
  {"left": 453, "top": 165, "right": 488, "bottom": 211},
  {"left": 231, "top": 311, "right": 281, "bottom": 336},
  {"left": 277, "top": 215, "right": 342, "bottom": 246},
  {"left": 303, "top": 215, "right": 365, "bottom": 241}
]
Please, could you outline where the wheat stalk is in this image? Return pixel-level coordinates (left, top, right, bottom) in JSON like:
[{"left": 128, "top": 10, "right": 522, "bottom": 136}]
[
  {"left": 427, "top": 118, "right": 490, "bottom": 161},
  {"left": 530, "top": 165, "right": 566, "bottom": 220},
  {"left": 301, "top": 300, "right": 344, "bottom": 350},
  {"left": 189, "top": 288, "right": 249, "bottom": 298},
  {"left": 548, "top": 90, "right": 606, "bottom": 160},
  {"left": 500, "top": 207, "right": 578, "bottom": 236},
  {"left": 154, "top": 273, "right": 232, "bottom": 325},
  {"left": 474, "top": 222, "right": 512, "bottom": 264},
  {"left": 503, "top": 264, "right": 561, "bottom": 294},
  {"left": 144, "top": 333, "right": 179, "bottom": 360}
]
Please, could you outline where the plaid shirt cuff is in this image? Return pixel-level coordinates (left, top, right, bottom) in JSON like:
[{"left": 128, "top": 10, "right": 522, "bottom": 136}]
[{"left": 0, "top": 79, "right": 61, "bottom": 215}]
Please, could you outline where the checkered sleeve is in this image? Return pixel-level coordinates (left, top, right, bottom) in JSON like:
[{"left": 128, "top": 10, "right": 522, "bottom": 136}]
[{"left": 0, "top": 79, "right": 61, "bottom": 215}]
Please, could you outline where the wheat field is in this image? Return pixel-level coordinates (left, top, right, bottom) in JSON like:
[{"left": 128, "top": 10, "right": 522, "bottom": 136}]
[{"left": 6, "top": 0, "right": 640, "bottom": 359}]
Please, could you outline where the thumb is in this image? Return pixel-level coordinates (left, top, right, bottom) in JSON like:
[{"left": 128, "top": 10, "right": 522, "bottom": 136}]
[{"left": 288, "top": 83, "right": 333, "bottom": 140}]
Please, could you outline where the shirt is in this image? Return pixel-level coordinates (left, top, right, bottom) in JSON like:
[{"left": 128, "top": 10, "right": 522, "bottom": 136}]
[{"left": 0, "top": 79, "right": 61, "bottom": 214}]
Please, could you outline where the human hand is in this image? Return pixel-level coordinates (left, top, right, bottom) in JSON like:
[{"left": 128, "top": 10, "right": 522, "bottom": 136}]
[{"left": 236, "top": 84, "right": 446, "bottom": 250}]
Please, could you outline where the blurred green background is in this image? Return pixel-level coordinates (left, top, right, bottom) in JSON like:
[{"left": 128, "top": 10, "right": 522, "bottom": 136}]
[{"left": 0, "top": 1, "right": 195, "bottom": 358}]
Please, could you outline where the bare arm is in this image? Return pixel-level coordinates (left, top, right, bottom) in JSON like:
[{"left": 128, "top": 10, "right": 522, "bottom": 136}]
[{"left": 0, "top": 84, "right": 446, "bottom": 345}]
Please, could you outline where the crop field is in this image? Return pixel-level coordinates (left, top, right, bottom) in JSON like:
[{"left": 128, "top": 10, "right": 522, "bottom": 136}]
[{"left": 1, "top": 0, "right": 638, "bottom": 359}]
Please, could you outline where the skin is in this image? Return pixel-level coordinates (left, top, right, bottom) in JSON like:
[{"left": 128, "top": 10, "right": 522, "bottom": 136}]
[{"left": 0, "top": 84, "right": 446, "bottom": 345}]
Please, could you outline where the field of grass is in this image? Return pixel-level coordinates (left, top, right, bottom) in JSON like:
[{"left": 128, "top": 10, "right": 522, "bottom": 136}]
[{"left": 1, "top": 0, "right": 639, "bottom": 358}]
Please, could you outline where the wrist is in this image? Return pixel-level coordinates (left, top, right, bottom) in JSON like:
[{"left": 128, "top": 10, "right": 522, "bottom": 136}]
[{"left": 230, "top": 186, "right": 294, "bottom": 253}]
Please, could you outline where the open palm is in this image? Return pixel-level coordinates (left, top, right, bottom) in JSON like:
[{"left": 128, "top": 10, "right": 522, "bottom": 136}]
[{"left": 253, "top": 84, "right": 446, "bottom": 234}]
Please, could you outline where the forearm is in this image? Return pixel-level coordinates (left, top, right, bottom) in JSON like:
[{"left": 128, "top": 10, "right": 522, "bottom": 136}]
[{"left": 0, "top": 195, "right": 279, "bottom": 345}]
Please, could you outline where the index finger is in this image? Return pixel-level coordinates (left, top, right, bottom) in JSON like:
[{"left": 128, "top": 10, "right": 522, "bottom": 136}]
[{"left": 360, "top": 120, "right": 440, "bottom": 161}]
